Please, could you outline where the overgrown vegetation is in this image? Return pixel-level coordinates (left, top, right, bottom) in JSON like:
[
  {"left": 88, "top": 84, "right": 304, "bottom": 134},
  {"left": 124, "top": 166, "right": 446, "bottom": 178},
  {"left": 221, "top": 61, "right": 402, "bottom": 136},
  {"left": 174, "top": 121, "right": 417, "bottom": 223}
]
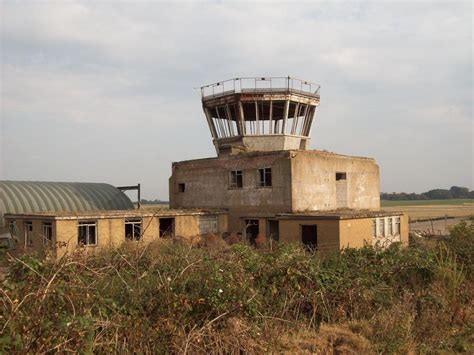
[{"left": 1, "top": 222, "right": 473, "bottom": 353}]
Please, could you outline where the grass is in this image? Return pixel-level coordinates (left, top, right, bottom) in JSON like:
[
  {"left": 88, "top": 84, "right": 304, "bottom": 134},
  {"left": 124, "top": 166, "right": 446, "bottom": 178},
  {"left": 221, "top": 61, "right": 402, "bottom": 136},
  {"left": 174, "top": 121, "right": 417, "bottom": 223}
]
[
  {"left": 381, "top": 199, "right": 474, "bottom": 207},
  {"left": 1, "top": 223, "right": 473, "bottom": 353}
]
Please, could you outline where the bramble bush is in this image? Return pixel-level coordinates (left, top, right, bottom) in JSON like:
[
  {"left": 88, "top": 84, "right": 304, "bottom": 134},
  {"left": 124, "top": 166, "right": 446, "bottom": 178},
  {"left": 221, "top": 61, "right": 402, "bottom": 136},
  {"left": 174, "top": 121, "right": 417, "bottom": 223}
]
[{"left": 1, "top": 221, "right": 473, "bottom": 353}]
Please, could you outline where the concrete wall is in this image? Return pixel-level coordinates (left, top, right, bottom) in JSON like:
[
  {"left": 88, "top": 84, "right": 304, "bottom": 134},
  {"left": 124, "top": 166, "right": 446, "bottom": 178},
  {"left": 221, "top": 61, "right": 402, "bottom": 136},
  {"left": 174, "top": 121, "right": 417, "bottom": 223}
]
[
  {"left": 290, "top": 151, "right": 380, "bottom": 212},
  {"left": 338, "top": 218, "right": 372, "bottom": 249},
  {"left": 170, "top": 152, "right": 293, "bottom": 232}
]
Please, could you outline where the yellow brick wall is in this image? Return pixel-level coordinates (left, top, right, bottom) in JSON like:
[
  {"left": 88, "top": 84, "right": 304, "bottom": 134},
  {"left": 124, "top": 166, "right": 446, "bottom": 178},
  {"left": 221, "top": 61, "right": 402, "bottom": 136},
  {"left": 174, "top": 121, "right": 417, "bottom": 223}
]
[
  {"left": 338, "top": 218, "right": 372, "bottom": 249},
  {"left": 279, "top": 219, "right": 340, "bottom": 253}
]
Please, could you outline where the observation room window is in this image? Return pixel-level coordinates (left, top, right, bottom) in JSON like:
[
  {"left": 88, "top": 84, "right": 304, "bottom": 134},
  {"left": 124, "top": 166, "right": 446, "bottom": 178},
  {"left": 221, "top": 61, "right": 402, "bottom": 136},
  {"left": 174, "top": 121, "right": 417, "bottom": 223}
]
[
  {"left": 258, "top": 167, "right": 272, "bottom": 187},
  {"left": 336, "top": 172, "right": 347, "bottom": 181},
  {"left": 229, "top": 170, "right": 243, "bottom": 189}
]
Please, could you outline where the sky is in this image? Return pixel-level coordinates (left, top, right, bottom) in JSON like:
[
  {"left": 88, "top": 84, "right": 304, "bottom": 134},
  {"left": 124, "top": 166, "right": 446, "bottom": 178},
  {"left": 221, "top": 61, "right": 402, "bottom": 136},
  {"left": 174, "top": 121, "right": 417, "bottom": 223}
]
[{"left": 1, "top": 0, "right": 472, "bottom": 199}]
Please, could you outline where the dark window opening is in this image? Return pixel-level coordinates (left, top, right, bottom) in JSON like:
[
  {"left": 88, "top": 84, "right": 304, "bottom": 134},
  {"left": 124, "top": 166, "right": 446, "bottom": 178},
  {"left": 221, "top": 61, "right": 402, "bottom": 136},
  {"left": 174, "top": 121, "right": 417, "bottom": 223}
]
[
  {"left": 245, "top": 219, "right": 259, "bottom": 245},
  {"left": 336, "top": 172, "right": 347, "bottom": 181},
  {"left": 125, "top": 219, "right": 142, "bottom": 241},
  {"left": 178, "top": 183, "right": 185, "bottom": 192},
  {"left": 159, "top": 218, "right": 175, "bottom": 238},
  {"left": 267, "top": 220, "right": 279, "bottom": 241},
  {"left": 229, "top": 170, "right": 243, "bottom": 189},
  {"left": 258, "top": 167, "right": 272, "bottom": 187},
  {"left": 78, "top": 221, "right": 97, "bottom": 245},
  {"left": 301, "top": 225, "right": 317, "bottom": 251}
]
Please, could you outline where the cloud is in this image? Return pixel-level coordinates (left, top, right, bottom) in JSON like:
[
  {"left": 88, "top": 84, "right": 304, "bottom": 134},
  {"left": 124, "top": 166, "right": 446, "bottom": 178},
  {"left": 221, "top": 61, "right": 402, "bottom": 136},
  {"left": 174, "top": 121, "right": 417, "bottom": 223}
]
[{"left": 1, "top": 0, "right": 472, "bottom": 197}]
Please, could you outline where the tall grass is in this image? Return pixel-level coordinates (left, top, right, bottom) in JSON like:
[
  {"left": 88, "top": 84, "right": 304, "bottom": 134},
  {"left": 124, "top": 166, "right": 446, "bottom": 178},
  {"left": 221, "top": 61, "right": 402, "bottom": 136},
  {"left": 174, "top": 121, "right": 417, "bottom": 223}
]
[{"left": 1, "top": 223, "right": 473, "bottom": 353}]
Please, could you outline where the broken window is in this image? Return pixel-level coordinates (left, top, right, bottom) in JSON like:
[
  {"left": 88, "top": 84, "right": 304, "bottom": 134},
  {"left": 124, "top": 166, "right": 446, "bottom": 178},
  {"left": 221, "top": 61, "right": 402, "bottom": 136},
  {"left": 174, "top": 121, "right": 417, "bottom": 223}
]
[
  {"left": 199, "top": 216, "right": 218, "bottom": 234},
  {"left": 78, "top": 221, "right": 97, "bottom": 246},
  {"left": 258, "top": 167, "right": 272, "bottom": 187},
  {"left": 159, "top": 218, "right": 174, "bottom": 238},
  {"left": 387, "top": 217, "right": 393, "bottom": 235},
  {"left": 24, "top": 221, "right": 33, "bottom": 246},
  {"left": 377, "top": 218, "right": 385, "bottom": 237},
  {"left": 229, "top": 170, "right": 243, "bottom": 189},
  {"left": 178, "top": 183, "right": 185, "bottom": 193},
  {"left": 42, "top": 222, "right": 53, "bottom": 244},
  {"left": 372, "top": 219, "right": 377, "bottom": 237},
  {"left": 394, "top": 217, "right": 400, "bottom": 235},
  {"left": 9, "top": 221, "right": 17, "bottom": 238},
  {"left": 125, "top": 219, "right": 142, "bottom": 241},
  {"left": 336, "top": 172, "right": 347, "bottom": 181}
]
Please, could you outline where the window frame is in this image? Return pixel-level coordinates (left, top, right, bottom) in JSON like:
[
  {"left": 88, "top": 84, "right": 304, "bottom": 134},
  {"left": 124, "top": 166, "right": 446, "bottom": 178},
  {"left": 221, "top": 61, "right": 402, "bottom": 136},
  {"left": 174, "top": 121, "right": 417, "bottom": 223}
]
[
  {"left": 229, "top": 170, "right": 243, "bottom": 189},
  {"left": 42, "top": 222, "right": 53, "bottom": 245},
  {"left": 24, "top": 221, "right": 33, "bottom": 246},
  {"left": 78, "top": 221, "right": 97, "bottom": 246},
  {"left": 125, "top": 219, "right": 142, "bottom": 241},
  {"left": 258, "top": 167, "right": 272, "bottom": 188}
]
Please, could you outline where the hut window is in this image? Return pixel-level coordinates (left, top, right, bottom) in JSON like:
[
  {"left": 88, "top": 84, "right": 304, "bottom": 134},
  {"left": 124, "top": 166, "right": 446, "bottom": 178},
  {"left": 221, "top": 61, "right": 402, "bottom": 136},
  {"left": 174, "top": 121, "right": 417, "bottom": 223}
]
[
  {"left": 199, "top": 216, "right": 218, "bottom": 234},
  {"left": 125, "top": 219, "right": 142, "bottom": 241},
  {"left": 24, "top": 221, "right": 33, "bottom": 246},
  {"left": 78, "top": 221, "right": 97, "bottom": 245},
  {"left": 42, "top": 222, "right": 53, "bottom": 244}
]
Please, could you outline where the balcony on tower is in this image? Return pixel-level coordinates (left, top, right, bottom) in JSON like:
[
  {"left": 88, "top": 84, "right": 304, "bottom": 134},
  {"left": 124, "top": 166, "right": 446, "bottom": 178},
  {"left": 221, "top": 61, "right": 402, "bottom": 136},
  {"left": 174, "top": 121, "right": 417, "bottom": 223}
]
[{"left": 201, "top": 76, "right": 320, "bottom": 155}]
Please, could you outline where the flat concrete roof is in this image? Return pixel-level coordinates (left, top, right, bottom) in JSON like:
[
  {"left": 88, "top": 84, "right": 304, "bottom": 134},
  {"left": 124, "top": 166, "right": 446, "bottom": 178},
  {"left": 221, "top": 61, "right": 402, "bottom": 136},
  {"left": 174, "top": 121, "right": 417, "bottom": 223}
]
[
  {"left": 172, "top": 149, "right": 375, "bottom": 165},
  {"left": 242, "top": 210, "right": 403, "bottom": 220},
  {"left": 4, "top": 208, "right": 228, "bottom": 221}
]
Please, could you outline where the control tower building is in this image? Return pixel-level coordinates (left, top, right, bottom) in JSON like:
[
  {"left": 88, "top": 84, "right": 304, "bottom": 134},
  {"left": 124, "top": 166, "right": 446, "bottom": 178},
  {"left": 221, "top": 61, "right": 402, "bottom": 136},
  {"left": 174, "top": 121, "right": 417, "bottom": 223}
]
[{"left": 170, "top": 77, "right": 407, "bottom": 251}]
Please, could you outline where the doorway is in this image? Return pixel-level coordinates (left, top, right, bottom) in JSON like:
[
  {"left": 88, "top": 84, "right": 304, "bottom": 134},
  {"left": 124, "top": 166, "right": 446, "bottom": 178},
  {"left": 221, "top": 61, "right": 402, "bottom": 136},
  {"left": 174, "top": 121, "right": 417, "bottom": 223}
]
[
  {"left": 267, "top": 220, "right": 279, "bottom": 241},
  {"left": 301, "top": 225, "right": 317, "bottom": 250},
  {"left": 245, "top": 219, "right": 259, "bottom": 245}
]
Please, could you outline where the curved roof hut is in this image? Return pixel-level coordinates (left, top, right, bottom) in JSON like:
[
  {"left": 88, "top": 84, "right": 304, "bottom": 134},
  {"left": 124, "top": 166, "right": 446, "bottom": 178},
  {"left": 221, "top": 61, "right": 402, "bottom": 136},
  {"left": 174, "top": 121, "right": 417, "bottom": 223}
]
[{"left": 0, "top": 181, "right": 134, "bottom": 228}]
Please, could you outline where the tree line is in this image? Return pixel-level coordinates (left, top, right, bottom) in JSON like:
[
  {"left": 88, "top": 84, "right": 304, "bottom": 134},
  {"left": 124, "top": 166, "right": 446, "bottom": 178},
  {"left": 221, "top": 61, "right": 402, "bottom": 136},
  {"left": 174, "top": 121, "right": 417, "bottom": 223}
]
[{"left": 381, "top": 186, "right": 474, "bottom": 200}]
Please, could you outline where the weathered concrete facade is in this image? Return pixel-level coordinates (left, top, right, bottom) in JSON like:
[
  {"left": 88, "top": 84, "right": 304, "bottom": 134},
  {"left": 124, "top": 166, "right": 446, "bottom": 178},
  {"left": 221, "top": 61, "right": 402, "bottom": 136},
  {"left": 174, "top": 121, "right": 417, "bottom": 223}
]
[
  {"left": 170, "top": 150, "right": 380, "bottom": 232},
  {"left": 167, "top": 76, "right": 407, "bottom": 251},
  {"left": 5, "top": 209, "right": 228, "bottom": 257}
]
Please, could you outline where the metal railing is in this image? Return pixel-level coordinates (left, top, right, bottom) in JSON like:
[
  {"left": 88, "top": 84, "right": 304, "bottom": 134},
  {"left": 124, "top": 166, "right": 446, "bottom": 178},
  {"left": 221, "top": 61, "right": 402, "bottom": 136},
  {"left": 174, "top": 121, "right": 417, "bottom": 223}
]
[{"left": 201, "top": 76, "right": 321, "bottom": 99}]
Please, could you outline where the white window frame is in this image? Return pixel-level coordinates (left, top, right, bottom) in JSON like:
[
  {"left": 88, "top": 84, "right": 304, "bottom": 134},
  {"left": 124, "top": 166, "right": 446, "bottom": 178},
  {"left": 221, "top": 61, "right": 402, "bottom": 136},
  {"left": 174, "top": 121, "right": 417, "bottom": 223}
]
[
  {"left": 198, "top": 216, "right": 219, "bottom": 234},
  {"left": 393, "top": 216, "right": 401, "bottom": 235},
  {"left": 24, "top": 221, "right": 33, "bottom": 246},
  {"left": 125, "top": 219, "right": 142, "bottom": 241},
  {"left": 78, "top": 221, "right": 97, "bottom": 246},
  {"left": 42, "top": 222, "right": 53, "bottom": 245}
]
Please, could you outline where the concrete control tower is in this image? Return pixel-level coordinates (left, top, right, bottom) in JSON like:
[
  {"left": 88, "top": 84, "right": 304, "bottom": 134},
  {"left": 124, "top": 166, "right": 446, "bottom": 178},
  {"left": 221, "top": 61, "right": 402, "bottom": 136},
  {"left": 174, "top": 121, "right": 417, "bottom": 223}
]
[{"left": 200, "top": 77, "right": 320, "bottom": 155}]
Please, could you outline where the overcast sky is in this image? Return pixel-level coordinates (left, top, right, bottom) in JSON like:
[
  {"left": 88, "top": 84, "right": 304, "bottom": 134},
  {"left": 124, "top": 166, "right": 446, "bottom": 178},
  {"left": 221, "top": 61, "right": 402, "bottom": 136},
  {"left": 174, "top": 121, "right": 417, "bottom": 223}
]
[{"left": 1, "top": 0, "right": 472, "bottom": 199}]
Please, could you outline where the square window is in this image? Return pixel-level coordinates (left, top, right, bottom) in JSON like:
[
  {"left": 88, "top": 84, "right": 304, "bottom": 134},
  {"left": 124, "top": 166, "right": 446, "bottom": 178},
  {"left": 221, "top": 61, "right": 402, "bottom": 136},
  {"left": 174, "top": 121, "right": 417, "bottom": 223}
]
[
  {"left": 78, "top": 221, "right": 97, "bottom": 246},
  {"left": 336, "top": 172, "right": 347, "bottom": 181},
  {"left": 229, "top": 170, "right": 243, "bottom": 189},
  {"left": 125, "top": 219, "right": 142, "bottom": 241},
  {"left": 258, "top": 167, "right": 272, "bottom": 187}
]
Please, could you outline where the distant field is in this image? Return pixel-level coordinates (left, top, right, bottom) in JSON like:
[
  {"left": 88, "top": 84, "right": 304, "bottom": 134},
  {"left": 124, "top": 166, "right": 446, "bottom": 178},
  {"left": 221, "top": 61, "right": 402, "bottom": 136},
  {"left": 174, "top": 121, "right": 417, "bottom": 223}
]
[
  {"left": 381, "top": 199, "right": 474, "bottom": 207},
  {"left": 382, "top": 199, "right": 474, "bottom": 221}
]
